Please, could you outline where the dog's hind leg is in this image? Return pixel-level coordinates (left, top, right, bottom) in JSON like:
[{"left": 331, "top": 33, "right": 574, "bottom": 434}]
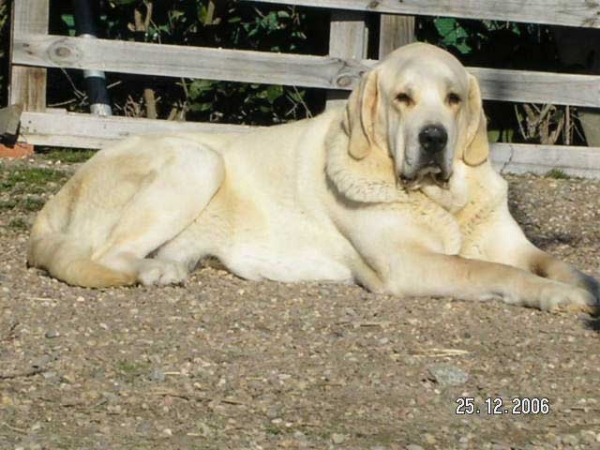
[{"left": 92, "top": 139, "right": 225, "bottom": 286}]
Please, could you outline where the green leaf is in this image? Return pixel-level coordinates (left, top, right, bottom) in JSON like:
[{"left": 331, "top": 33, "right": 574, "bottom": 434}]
[
  {"left": 189, "top": 80, "right": 216, "bottom": 99},
  {"left": 189, "top": 102, "right": 213, "bottom": 112},
  {"left": 265, "top": 85, "right": 284, "bottom": 104},
  {"left": 170, "top": 10, "right": 185, "bottom": 21},
  {"left": 109, "top": 0, "right": 138, "bottom": 5},
  {"left": 487, "top": 130, "right": 500, "bottom": 143}
]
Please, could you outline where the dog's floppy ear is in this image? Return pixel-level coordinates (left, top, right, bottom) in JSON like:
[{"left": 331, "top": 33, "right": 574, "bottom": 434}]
[
  {"left": 463, "top": 74, "right": 490, "bottom": 167},
  {"left": 344, "top": 70, "right": 379, "bottom": 160}
]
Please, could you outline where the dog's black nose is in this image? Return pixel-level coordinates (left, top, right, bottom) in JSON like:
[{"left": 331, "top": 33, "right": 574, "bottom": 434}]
[{"left": 419, "top": 125, "right": 448, "bottom": 154}]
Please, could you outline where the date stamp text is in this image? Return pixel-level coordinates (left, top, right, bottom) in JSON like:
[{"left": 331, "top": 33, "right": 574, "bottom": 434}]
[{"left": 455, "top": 397, "right": 550, "bottom": 416}]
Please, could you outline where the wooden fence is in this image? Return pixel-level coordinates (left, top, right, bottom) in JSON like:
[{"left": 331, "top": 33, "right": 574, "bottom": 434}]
[{"left": 9, "top": 0, "right": 600, "bottom": 177}]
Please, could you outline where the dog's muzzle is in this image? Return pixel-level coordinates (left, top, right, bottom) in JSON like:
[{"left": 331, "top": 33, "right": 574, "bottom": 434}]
[{"left": 400, "top": 124, "right": 451, "bottom": 188}]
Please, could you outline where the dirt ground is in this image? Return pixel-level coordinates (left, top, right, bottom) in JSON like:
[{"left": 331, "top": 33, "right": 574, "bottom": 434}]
[{"left": 1, "top": 155, "right": 599, "bottom": 450}]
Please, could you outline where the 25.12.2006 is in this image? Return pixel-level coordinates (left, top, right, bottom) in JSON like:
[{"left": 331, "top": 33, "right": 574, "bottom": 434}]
[{"left": 456, "top": 397, "right": 550, "bottom": 415}]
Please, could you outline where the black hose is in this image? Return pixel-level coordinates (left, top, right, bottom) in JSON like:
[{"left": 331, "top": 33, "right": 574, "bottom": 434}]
[{"left": 72, "top": 0, "right": 112, "bottom": 116}]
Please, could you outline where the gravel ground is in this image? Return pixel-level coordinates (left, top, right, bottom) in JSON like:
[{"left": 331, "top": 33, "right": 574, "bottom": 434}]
[{"left": 1, "top": 157, "right": 599, "bottom": 450}]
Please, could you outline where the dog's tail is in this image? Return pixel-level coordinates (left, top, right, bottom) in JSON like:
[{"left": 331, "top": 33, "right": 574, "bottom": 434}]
[{"left": 28, "top": 232, "right": 136, "bottom": 288}]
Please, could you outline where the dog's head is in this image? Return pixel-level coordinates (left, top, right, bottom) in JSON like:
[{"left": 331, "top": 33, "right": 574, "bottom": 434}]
[{"left": 344, "top": 43, "right": 489, "bottom": 188}]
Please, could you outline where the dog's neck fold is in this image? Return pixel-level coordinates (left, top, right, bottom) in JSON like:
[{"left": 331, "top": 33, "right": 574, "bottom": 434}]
[
  {"left": 325, "top": 120, "right": 469, "bottom": 213},
  {"left": 325, "top": 123, "right": 407, "bottom": 204}
]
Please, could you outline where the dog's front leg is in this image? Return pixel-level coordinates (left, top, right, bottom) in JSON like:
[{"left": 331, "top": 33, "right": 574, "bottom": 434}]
[
  {"left": 375, "top": 252, "right": 597, "bottom": 313},
  {"left": 464, "top": 205, "right": 600, "bottom": 306},
  {"left": 337, "top": 203, "right": 597, "bottom": 312}
]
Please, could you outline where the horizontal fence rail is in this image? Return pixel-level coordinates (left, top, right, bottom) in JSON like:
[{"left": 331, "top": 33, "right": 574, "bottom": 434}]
[
  {"left": 20, "top": 110, "right": 249, "bottom": 149},
  {"left": 491, "top": 144, "right": 600, "bottom": 178},
  {"left": 13, "top": 34, "right": 600, "bottom": 107},
  {"left": 20, "top": 110, "right": 600, "bottom": 178},
  {"left": 248, "top": 0, "right": 600, "bottom": 29}
]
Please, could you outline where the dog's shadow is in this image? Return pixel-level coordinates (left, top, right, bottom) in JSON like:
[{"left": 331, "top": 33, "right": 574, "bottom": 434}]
[
  {"left": 582, "top": 317, "right": 600, "bottom": 332},
  {"left": 507, "top": 192, "right": 578, "bottom": 249},
  {"left": 508, "top": 183, "right": 600, "bottom": 327}
]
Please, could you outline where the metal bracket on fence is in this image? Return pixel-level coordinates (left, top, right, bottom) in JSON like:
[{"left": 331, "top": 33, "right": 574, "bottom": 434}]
[{"left": 0, "top": 104, "right": 24, "bottom": 147}]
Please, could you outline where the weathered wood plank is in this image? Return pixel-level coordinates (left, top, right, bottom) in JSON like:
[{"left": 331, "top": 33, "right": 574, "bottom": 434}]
[
  {"left": 14, "top": 34, "right": 600, "bottom": 107},
  {"left": 327, "top": 10, "right": 368, "bottom": 107},
  {"left": 379, "top": 15, "right": 415, "bottom": 58},
  {"left": 491, "top": 144, "right": 600, "bottom": 178},
  {"left": 10, "top": 0, "right": 50, "bottom": 111},
  {"left": 472, "top": 67, "right": 600, "bottom": 108},
  {"left": 15, "top": 33, "right": 368, "bottom": 91},
  {"left": 18, "top": 111, "right": 600, "bottom": 179},
  {"left": 246, "top": 0, "right": 600, "bottom": 29},
  {"left": 19, "top": 110, "right": 253, "bottom": 149}
]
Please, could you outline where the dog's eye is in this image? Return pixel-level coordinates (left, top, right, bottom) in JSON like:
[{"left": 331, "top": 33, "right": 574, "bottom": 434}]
[
  {"left": 447, "top": 93, "right": 461, "bottom": 106},
  {"left": 396, "top": 93, "right": 413, "bottom": 106}
]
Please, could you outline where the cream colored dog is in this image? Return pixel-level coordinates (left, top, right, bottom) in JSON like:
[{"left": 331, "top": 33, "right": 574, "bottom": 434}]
[{"left": 29, "top": 43, "right": 599, "bottom": 312}]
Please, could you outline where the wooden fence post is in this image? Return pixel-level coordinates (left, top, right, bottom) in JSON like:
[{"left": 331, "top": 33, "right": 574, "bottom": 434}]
[
  {"left": 9, "top": 0, "right": 50, "bottom": 112},
  {"left": 326, "top": 10, "right": 368, "bottom": 108},
  {"left": 379, "top": 15, "right": 416, "bottom": 58}
]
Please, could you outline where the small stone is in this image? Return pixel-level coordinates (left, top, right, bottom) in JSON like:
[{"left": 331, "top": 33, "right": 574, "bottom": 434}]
[
  {"left": 344, "top": 308, "right": 358, "bottom": 317},
  {"left": 107, "top": 405, "right": 122, "bottom": 415},
  {"left": 162, "top": 428, "right": 172, "bottom": 436},
  {"left": 491, "top": 443, "right": 511, "bottom": 450},
  {"left": 266, "top": 406, "right": 281, "bottom": 419},
  {"left": 423, "top": 433, "right": 436, "bottom": 445},
  {"left": 427, "top": 364, "right": 469, "bottom": 386},
  {"left": 136, "top": 421, "right": 152, "bottom": 435},
  {"left": 406, "top": 445, "right": 424, "bottom": 450},
  {"left": 150, "top": 368, "right": 165, "bottom": 382},
  {"left": 60, "top": 373, "right": 76, "bottom": 384},
  {"left": 197, "top": 421, "right": 212, "bottom": 437},
  {"left": 31, "top": 355, "right": 51, "bottom": 369},
  {"left": 560, "top": 434, "right": 579, "bottom": 446},
  {"left": 332, "top": 433, "right": 346, "bottom": 444},
  {"left": 45, "top": 330, "right": 60, "bottom": 339}
]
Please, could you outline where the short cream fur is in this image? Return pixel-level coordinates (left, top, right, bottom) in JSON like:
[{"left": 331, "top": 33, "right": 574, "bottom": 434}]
[{"left": 28, "top": 43, "right": 599, "bottom": 312}]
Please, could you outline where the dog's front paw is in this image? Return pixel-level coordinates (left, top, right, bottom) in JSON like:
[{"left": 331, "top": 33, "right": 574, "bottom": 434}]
[
  {"left": 137, "top": 259, "right": 188, "bottom": 286},
  {"left": 539, "top": 282, "right": 598, "bottom": 314}
]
